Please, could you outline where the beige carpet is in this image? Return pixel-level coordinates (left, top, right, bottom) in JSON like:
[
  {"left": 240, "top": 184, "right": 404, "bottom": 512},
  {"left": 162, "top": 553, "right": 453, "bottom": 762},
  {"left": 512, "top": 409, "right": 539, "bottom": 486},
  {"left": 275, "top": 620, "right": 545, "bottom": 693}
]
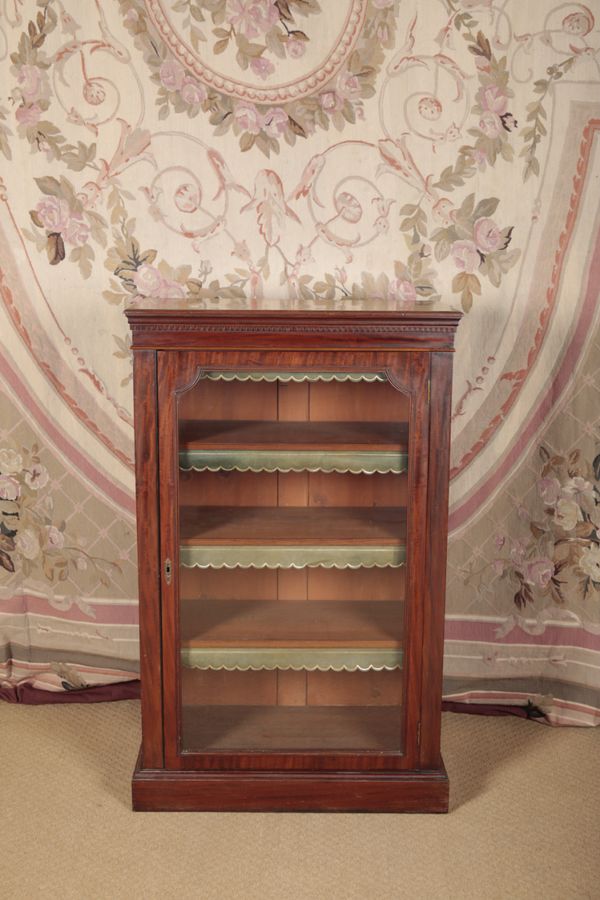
[{"left": 2, "top": 702, "right": 599, "bottom": 900}]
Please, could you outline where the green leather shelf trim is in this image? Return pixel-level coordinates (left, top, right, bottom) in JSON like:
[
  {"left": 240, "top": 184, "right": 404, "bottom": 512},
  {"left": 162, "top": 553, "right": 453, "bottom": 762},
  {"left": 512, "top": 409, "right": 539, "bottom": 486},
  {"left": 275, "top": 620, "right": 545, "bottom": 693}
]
[
  {"left": 201, "top": 370, "right": 386, "bottom": 383},
  {"left": 179, "top": 545, "right": 406, "bottom": 569},
  {"left": 179, "top": 448, "right": 408, "bottom": 475},
  {"left": 180, "top": 647, "right": 403, "bottom": 672}
]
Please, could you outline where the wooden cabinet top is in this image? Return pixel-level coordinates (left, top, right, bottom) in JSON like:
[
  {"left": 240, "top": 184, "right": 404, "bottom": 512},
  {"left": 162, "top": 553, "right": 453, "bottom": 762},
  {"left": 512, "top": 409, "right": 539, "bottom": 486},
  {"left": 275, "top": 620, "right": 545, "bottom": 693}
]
[{"left": 125, "top": 298, "right": 462, "bottom": 351}]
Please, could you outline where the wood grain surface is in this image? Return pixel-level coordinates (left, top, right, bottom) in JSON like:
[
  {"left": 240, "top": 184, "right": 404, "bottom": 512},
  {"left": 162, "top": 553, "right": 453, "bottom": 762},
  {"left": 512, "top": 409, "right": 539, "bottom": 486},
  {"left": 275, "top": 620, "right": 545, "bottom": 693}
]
[
  {"left": 180, "top": 599, "right": 404, "bottom": 648},
  {"left": 179, "top": 419, "right": 408, "bottom": 451},
  {"left": 179, "top": 505, "right": 407, "bottom": 546}
]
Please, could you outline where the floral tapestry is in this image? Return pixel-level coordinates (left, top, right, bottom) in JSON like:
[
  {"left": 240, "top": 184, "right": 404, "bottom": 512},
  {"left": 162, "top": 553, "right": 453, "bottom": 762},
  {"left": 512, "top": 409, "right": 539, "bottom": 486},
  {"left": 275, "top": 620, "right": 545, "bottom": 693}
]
[{"left": 1, "top": 0, "right": 599, "bottom": 723}]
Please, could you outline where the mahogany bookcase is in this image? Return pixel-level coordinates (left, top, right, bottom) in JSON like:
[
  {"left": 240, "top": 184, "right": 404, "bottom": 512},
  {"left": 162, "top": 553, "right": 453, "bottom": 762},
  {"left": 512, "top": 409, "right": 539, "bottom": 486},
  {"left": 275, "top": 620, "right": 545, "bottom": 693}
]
[{"left": 126, "top": 299, "right": 461, "bottom": 812}]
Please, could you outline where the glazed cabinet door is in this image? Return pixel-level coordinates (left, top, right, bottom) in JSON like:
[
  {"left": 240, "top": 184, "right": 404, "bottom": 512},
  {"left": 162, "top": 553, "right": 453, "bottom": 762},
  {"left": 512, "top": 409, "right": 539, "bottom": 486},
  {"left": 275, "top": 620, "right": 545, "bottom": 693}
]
[{"left": 157, "top": 350, "right": 430, "bottom": 773}]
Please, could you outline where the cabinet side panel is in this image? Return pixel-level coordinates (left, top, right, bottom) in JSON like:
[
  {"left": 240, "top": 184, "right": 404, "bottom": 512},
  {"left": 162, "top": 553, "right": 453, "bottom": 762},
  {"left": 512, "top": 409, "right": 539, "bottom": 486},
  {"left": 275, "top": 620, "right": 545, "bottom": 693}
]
[
  {"left": 133, "top": 350, "right": 164, "bottom": 768},
  {"left": 420, "top": 352, "right": 453, "bottom": 768}
]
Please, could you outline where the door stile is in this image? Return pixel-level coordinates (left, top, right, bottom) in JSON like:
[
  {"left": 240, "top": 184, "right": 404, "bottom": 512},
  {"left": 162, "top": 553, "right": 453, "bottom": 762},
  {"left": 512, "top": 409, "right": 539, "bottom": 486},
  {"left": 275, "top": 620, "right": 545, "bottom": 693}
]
[
  {"left": 157, "top": 351, "right": 189, "bottom": 769},
  {"left": 387, "top": 351, "right": 430, "bottom": 769},
  {"left": 419, "top": 351, "right": 454, "bottom": 769},
  {"left": 133, "top": 349, "right": 164, "bottom": 769}
]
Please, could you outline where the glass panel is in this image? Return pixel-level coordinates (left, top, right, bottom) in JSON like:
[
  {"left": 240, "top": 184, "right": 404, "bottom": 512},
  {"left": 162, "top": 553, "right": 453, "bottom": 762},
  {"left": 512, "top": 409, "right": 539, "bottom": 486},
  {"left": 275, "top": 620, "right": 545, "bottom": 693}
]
[{"left": 177, "top": 371, "right": 408, "bottom": 754}]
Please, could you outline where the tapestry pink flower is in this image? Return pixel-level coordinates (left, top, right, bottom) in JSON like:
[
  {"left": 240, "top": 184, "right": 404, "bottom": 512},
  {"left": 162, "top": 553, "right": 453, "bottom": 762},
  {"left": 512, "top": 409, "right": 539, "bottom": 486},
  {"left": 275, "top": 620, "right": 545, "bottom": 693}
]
[
  {"left": 510, "top": 540, "right": 527, "bottom": 565},
  {"left": 63, "top": 213, "right": 90, "bottom": 247},
  {"left": 159, "top": 59, "right": 186, "bottom": 92},
  {"left": 154, "top": 276, "right": 186, "bottom": 300},
  {"left": 35, "top": 197, "right": 89, "bottom": 245},
  {"left": 16, "top": 104, "right": 41, "bottom": 126},
  {"left": 524, "top": 558, "right": 555, "bottom": 588},
  {"left": 537, "top": 477, "right": 561, "bottom": 505},
  {"left": 452, "top": 240, "right": 480, "bottom": 274},
  {"left": 0, "top": 474, "right": 20, "bottom": 501},
  {"left": 133, "top": 264, "right": 166, "bottom": 297},
  {"left": 473, "top": 217, "right": 504, "bottom": 254},
  {"left": 35, "top": 197, "right": 71, "bottom": 233},
  {"left": 234, "top": 102, "right": 263, "bottom": 135},
  {"left": 17, "top": 65, "right": 43, "bottom": 102},
  {"left": 389, "top": 279, "right": 417, "bottom": 303},
  {"left": 180, "top": 77, "right": 207, "bottom": 105},
  {"left": 226, "top": 0, "right": 279, "bottom": 39},
  {"left": 24, "top": 463, "right": 49, "bottom": 491},
  {"left": 337, "top": 71, "right": 361, "bottom": 97},
  {"left": 46, "top": 525, "right": 65, "bottom": 550},
  {"left": 479, "top": 111, "right": 503, "bottom": 139},
  {"left": 286, "top": 38, "right": 306, "bottom": 59},
  {"left": 478, "top": 84, "right": 508, "bottom": 116},
  {"left": 263, "top": 107, "right": 288, "bottom": 137},
  {"left": 132, "top": 264, "right": 185, "bottom": 300},
  {"left": 250, "top": 57, "right": 275, "bottom": 81},
  {"left": 320, "top": 91, "right": 343, "bottom": 113}
]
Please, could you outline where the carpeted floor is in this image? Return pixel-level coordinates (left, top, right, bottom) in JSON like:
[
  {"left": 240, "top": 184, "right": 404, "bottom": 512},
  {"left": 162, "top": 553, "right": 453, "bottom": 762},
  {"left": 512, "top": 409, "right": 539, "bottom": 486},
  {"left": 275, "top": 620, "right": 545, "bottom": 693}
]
[{"left": 2, "top": 701, "right": 599, "bottom": 900}]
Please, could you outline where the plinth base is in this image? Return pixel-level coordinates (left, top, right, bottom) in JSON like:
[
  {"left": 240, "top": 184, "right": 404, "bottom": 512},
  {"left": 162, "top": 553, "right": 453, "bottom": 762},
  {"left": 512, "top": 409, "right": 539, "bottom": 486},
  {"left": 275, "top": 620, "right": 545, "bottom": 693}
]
[{"left": 132, "top": 748, "right": 449, "bottom": 813}]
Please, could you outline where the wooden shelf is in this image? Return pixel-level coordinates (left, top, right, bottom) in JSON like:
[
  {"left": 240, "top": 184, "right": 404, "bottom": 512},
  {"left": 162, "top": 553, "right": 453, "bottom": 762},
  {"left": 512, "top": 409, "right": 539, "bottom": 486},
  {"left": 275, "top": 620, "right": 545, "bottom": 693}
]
[
  {"left": 179, "top": 599, "right": 404, "bottom": 672},
  {"left": 180, "top": 420, "right": 407, "bottom": 451},
  {"left": 181, "top": 705, "right": 403, "bottom": 751},
  {"left": 180, "top": 506, "right": 406, "bottom": 545},
  {"left": 179, "top": 506, "right": 407, "bottom": 569},
  {"left": 181, "top": 600, "right": 403, "bottom": 647},
  {"left": 179, "top": 420, "right": 409, "bottom": 474}
]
